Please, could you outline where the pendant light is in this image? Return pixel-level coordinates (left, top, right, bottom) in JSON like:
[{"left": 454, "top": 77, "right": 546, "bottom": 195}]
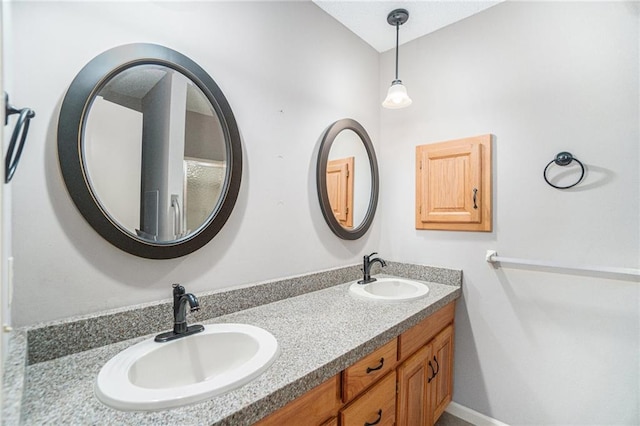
[{"left": 382, "top": 8, "right": 412, "bottom": 109}]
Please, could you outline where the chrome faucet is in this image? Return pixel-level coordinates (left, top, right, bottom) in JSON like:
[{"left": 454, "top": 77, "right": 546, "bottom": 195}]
[
  {"left": 155, "top": 284, "right": 204, "bottom": 342},
  {"left": 358, "top": 252, "right": 387, "bottom": 284}
]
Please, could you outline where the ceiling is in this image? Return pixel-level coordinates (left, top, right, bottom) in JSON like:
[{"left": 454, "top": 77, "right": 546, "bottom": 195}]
[{"left": 313, "top": 1, "right": 503, "bottom": 53}]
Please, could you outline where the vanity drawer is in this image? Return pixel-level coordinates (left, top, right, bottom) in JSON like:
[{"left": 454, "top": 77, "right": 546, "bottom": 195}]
[
  {"left": 398, "top": 301, "right": 455, "bottom": 361},
  {"left": 255, "top": 375, "right": 340, "bottom": 426},
  {"left": 340, "top": 371, "right": 396, "bottom": 426},
  {"left": 342, "top": 338, "right": 398, "bottom": 402}
]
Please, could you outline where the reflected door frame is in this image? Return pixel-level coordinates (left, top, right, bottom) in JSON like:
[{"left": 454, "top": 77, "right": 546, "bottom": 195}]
[{"left": 326, "top": 157, "right": 354, "bottom": 229}]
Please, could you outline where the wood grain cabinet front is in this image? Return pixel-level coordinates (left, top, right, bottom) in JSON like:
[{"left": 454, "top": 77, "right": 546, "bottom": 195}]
[
  {"left": 340, "top": 371, "right": 397, "bottom": 426},
  {"left": 398, "top": 302, "right": 455, "bottom": 361},
  {"left": 397, "top": 344, "right": 432, "bottom": 426},
  {"left": 255, "top": 375, "right": 341, "bottom": 426},
  {"left": 431, "top": 324, "right": 454, "bottom": 422},
  {"left": 321, "top": 417, "right": 339, "bottom": 426},
  {"left": 397, "top": 322, "right": 455, "bottom": 426},
  {"left": 342, "top": 338, "right": 398, "bottom": 403},
  {"left": 254, "top": 302, "right": 456, "bottom": 426},
  {"left": 416, "top": 134, "right": 492, "bottom": 232}
]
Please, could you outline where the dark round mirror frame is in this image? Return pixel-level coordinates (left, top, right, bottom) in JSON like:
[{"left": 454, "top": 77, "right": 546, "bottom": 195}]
[
  {"left": 316, "top": 118, "right": 379, "bottom": 240},
  {"left": 57, "top": 43, "right": 242, "bottom": 259}
]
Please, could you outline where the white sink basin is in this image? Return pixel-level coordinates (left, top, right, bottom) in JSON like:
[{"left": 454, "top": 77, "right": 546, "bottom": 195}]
[
  {"left": 95, "top": 323, "right": 279, "bottom": 411},
  {"left": 349, "top": 277, "right": 430, "bottom": 302}
]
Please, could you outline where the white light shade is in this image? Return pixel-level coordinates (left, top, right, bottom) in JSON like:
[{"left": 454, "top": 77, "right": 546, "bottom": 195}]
[{"left": 382, "top": 81, "right": 412, "bottom": 109}]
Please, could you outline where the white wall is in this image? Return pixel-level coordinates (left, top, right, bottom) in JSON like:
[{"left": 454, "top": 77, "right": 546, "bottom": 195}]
[
  {"left": 379, "top": 2, "right": 639, "bottom": 425},
  {"left": 1, "top": 0, "right": 15, "bottom": 363},
  {"left": 8, "top": 1, "right": 381, "bottom": 326}
]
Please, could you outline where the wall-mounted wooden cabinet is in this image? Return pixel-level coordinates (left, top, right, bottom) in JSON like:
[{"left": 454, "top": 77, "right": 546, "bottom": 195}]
[
  {"left": 416, "top": 135, "right": 492, "bottom": 231},
  {"left": 256, "top": 302, "right": 455, "bottom": 426}
]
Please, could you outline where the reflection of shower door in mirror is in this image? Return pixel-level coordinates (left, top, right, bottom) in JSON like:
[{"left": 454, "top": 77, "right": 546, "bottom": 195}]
[
  {"left": 326, "top": 157, "right": 354, "bottom": 228},
  {"left": 184, "top": 159, "right": 226, "bottom": 234}
]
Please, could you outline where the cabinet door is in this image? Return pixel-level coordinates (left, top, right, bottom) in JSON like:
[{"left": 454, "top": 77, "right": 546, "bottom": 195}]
[
  {"left": 327, "top": 157, "right": 354, "bottom": 228},
  {"left": 419, "top": 143, "right": 481, "bottom": 224},
  {"left": 397, "top": 345, "right": 432, "bottom": 426},
  {"left": 415, "top": 134, "right": 491, "bottom": 231},
  {"left": 430, "top": 325, "right": 454, "bottom": 423}
]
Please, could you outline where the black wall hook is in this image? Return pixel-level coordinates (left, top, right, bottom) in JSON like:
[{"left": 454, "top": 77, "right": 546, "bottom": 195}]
[
  {"left": 4, "top": 92, "right": 35, "bottom": 183},
  {"left": 543, "top": 151, "right": 585, "bottom": 189}
]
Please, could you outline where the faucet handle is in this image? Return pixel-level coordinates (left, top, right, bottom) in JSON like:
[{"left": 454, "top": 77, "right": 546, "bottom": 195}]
[
  {"left": 367, "top": 252, "right": 378, "bottom": 259},
  {"left": 172, "top": 283, "right": 185, "bottom": 296}
]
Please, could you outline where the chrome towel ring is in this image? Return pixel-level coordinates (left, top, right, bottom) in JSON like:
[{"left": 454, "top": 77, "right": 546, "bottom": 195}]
[{"left": 543, "top": 151, "right": 585, "bottom": 189}]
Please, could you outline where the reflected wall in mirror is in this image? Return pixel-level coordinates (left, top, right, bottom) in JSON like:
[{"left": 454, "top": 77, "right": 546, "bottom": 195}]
[
  {"left": 58, "top": 44, "right": 242, "bottom": 259},
  {"left": 317, "top": 119, "right": 379, "bottom": 240}
]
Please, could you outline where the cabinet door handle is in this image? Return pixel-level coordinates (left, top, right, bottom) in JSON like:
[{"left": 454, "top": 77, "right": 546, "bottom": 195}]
[
  {"left": 366, "top": 358, "right": 384, "bottom": 374},
  {"left": 473, "top": 188, "right": 478, "bottom": 209},
  {"left": 364, "top": 409, "right": 383, "bottom": 426},
  {"left": 433, "top": 355, "right": 440, "bottom": 376},
  {"left": 428, "top": 360, "right": 436, "bottom": 383}
]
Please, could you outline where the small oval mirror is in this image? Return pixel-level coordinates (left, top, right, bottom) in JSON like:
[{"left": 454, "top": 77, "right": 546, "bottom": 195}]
[
  {"left": 58, "top": 44, "right": 242, "bottom": 259},
  {"left": 316, "top": 119, "right": 379, "bottom": 240}
]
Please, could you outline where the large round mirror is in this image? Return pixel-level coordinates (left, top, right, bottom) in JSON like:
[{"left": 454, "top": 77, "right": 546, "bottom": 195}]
[
  {"left": 316, "top": 119, "right": 379, "bottom": 240},
  {"left": 58, "top": 44, "right": 242, "bottom": 259}
]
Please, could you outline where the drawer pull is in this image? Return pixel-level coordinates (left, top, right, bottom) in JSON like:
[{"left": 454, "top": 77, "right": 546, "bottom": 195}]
[
  {"left": 366, "top": 358, "right": 385, "bottom": 374},
  {"left": 364, "top": 409, "right": 383, "bottom": 426}
]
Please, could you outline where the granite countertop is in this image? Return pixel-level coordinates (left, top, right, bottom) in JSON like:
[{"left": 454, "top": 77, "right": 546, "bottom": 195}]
[{"left": 19, "top": 274, "right": 460, "bottom": 425}]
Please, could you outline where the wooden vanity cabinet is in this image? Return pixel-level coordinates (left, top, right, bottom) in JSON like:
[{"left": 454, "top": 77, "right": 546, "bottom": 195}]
[
  {"left": 398, "top": 302, "right": 455, "bottom": 361},
  {"left": 397, "top": 304, "right": 455, "bottom": 426},
  {"left": 431, "top": 325, "right": 454, "bottom": 421},
  {"left": 321, "top": 418, "right": 339, "bottom": 426},
  {"left": 397, "top": 344, "right": 432, "bottom": 425},
  {"left": 342, "top": 339, "right": 398, "bottom": 403},
  {"left": 397, "top": 324, "right": 454, "bottom": 426},
  {"left": 340, "top": 371, "right": 396, "bottom": 426},
  {"left": 254, "top": 302, "right": 455, "bottom": 426},
  {"left": 255, "top": 375, "right": 341, "bottom": 426}
]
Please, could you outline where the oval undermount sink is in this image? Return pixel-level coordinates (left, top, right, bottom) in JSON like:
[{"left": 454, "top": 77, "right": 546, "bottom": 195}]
[
  {"left": 95, "top": 323, "right": 279, "bottom": 411},
  {"left": 349, "top": 277, "right": 430, "bottom": 302}
]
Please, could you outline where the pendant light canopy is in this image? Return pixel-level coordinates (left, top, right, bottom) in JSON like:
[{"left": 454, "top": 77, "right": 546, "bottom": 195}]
[{"left": 382, "top": 8, "right": 412, "bottom": 109}]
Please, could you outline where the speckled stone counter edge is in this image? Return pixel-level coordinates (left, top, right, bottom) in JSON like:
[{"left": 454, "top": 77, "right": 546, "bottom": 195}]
[
  {"left": 22, "top": 261, "right": 461, "bottom": 365},
  {"left": 2, "top": 330, "right": 27, "bottom": 425}
]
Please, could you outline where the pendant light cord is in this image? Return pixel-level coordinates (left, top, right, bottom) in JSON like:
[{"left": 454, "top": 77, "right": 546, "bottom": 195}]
[{"left": 394, "top": 23, "right": 399, "bottom": 81}]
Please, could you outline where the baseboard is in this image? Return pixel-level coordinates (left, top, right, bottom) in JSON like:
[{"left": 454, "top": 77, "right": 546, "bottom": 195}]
[{"left": 445, "top": 401, "right": 510, "bottom": 426}]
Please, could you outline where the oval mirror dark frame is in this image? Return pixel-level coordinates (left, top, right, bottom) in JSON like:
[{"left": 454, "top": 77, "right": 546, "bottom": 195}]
[
  {"left": 58, "top": 43, "right": 242, "bottom": 259},
  {"left": 316, "top": 119, "right": 379, "bottom": 240}
]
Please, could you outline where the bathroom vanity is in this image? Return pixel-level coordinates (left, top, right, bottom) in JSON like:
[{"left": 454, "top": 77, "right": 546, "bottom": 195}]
[
  {"left": 5, "top": 263, "right": 461, "bottom": 425},
  {"left": 256, "top": 302, "right": 455, "bottom": 426}
]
